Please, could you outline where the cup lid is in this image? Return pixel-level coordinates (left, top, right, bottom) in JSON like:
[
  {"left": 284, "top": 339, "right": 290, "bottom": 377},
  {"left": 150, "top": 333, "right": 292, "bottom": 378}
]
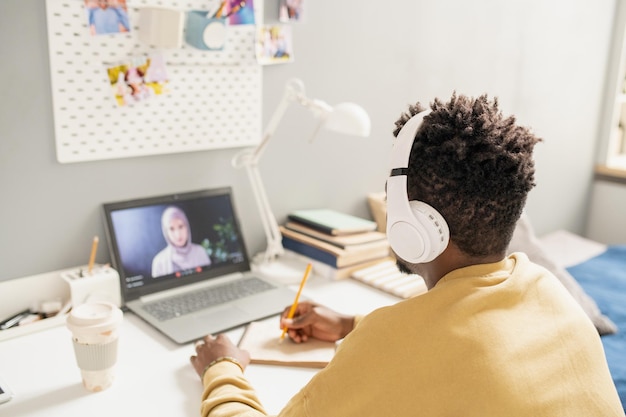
[{"left": 66, "top": 302, "right": 123, "bottom": 334}]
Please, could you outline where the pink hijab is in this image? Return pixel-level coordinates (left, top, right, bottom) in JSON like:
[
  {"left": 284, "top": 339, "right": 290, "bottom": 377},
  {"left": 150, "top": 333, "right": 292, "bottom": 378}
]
[{"left": 160, "top": 206, "right": 206, "bottom": 270}]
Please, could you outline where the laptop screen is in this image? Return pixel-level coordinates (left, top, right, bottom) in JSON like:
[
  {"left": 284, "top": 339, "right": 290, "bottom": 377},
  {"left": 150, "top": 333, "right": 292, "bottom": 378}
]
[{"left": 102, "top": 187, "right": 252, "bottom": 304}]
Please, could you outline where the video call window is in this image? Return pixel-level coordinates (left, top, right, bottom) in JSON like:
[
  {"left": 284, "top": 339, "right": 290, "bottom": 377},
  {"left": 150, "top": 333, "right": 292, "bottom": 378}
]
[{"left": 105, "top": 191, "right": 247, "bottom": 291}]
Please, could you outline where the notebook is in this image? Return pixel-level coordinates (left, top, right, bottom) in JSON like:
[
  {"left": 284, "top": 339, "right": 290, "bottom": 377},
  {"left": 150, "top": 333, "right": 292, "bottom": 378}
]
[
  {"left": 102, "top": 187, "right": 296, "bottom": 345},
  {"left": 287, "top": 209, "right": 378, "bottom": 236},
  {"left": 238, "top": 319, "right": 336, "bottom": 368}
]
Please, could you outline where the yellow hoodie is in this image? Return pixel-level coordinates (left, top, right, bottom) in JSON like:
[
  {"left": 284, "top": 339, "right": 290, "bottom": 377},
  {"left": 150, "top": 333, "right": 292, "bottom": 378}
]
[{"left": 201, "top": 253, "right": 623, "bottom": 417}]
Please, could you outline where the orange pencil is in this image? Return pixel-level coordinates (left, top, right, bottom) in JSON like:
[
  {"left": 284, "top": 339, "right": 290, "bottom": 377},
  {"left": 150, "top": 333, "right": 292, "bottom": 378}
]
[
  {"left": 279, "top": 263, "right": 312, "bottom": 343},
  {"left": 87, "top": 236, "right": 99, "bottom": 274},
  {"left": 214, "top": 1, "right": 226, "bottom": 18}
]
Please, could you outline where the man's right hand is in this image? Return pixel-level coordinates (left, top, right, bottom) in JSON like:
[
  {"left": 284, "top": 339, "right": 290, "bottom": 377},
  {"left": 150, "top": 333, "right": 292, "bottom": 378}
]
[{"left": 279, "top": 301, "right": 355, "bottom": 343}]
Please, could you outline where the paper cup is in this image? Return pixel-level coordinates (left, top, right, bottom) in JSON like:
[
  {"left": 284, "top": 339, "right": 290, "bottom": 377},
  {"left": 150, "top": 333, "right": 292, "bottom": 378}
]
[{"left": 66, "top": 301, "right": 123, "bottom": 392}]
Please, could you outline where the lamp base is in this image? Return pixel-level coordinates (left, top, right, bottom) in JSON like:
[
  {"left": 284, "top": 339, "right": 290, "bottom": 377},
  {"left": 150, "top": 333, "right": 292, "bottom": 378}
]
[{"left": 251, "top": 251, "right": 312, "bottom": 285}]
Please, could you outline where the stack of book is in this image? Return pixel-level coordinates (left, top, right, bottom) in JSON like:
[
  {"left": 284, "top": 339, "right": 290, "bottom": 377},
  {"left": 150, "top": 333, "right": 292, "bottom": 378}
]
[{"left": 280, "top": 209, "right": 391, "bottom": 279}]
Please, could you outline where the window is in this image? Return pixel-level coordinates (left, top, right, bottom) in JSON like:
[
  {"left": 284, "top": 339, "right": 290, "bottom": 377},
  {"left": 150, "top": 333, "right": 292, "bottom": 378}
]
[{"left": 601, "top": 4, "right": 626, "bottom": 175}]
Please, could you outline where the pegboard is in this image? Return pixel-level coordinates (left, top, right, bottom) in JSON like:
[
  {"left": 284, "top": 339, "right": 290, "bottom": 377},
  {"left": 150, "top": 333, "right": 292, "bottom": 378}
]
[{"left": 45, "top": 0, "right": 262, "bottom": 163}]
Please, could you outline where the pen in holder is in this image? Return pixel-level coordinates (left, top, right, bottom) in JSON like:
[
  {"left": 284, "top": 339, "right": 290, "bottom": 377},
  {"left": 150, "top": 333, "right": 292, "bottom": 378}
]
[
  {"left": 61, "top": 265, "right": 122, "bottom": 308},
  {"left": 185, "top": 10, "right": 228, "bottom": 51}
]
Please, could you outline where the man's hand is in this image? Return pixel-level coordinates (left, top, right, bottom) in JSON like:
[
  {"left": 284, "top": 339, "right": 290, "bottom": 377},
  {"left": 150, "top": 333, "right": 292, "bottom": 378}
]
[
  {"left": 190, "top": 334, "right": 250, "bottom": 378},
  {"left": 279, "top": 301, "right": 355, "bottom": 343}
]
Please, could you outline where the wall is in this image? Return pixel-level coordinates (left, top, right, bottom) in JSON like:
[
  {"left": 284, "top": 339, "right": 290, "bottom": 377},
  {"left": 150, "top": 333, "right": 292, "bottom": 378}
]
[
  {"left": 587, "top": 180, "right": 626, "bottom": 244},
  {"left": 0, "top": 0, "right": 615, "bottom": 282}
]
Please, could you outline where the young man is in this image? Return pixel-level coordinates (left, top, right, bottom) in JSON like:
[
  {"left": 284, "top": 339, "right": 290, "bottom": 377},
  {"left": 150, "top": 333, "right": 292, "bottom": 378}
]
[{"left": 190, "top": 93, "right": 623, "bottom": 416}]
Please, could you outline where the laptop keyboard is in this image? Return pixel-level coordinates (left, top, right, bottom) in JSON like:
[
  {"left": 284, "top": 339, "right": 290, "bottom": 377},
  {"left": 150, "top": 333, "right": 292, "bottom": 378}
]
[{"left": 143, "top": 277, "right": 275, "bottom": 322}]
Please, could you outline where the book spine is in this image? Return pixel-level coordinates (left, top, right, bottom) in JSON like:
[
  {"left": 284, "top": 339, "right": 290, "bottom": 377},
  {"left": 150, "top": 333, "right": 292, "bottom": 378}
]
[
  {"left": 284, "top": 222, "right": 344, "bottom": 248},
  {"left": 287, "top": 215, "right": 336, "bottom": 235},
  {"left": 282, "top": 250, "right": 350, "bottom": 280},
  {"left": 280, "top": 226, "right": 344, "bottom": 255},
  {"left": 284, "top": 221, "right": 387, "bottom": 249},
  {"left": 281, "top": 236, "right": 339, "bottom": 267}
]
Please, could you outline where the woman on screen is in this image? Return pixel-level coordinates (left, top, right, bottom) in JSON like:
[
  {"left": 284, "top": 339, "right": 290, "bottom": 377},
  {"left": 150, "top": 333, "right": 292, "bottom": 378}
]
[{"left": 152, "top": 206, "right": 211, "bottom": 277}]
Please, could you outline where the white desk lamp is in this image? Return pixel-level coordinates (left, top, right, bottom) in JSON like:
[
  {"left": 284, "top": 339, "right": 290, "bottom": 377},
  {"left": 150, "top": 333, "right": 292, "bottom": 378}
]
[{"left": 232, "top": 78, "right": 371, "bottom": 277}]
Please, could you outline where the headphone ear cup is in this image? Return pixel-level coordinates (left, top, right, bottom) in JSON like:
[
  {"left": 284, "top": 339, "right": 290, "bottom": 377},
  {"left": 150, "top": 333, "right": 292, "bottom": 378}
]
[
  {"left": 409, "top": 200, "right": 449, "bottom": 261},
  {"left": 387, "top": 200, "right": 449, "bottom": 264},
  {"left": 386, "top": 109, "right": 449, "bottom": 263}
]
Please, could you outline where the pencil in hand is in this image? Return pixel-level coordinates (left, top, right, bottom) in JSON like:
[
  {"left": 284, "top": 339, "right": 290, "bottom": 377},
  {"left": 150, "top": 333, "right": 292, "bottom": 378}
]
[{"left": 279, "top": 263, "right": 312, "bottom": 343}]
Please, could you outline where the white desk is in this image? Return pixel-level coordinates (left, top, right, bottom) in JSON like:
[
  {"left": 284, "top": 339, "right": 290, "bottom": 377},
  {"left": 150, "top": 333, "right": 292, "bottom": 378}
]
[{"left": 0, "top": 274, "right": 400, "bottom": 416}]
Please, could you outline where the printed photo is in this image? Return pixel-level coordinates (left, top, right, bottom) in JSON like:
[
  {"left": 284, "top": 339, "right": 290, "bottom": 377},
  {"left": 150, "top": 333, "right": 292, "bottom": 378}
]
[
  {"left": 256, "top": 25, "right": 294, "bottom": 65},
  {"left": 213, "top": 0, "right": 256, "bottom": 25},
  {"left": 106, "top": 54, "right": 169, "bottom": 107},
  {"left": 84, "top": 0, "right": 131, "bottom": 36},
  {"left": 279, "top": 0, "right": 305, "bottom": 22}
]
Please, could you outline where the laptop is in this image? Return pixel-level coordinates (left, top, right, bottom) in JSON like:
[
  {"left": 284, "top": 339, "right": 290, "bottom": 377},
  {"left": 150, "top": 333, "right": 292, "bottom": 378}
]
[{"left": 102, "top": 187, "right": 296, "bottom": 345}]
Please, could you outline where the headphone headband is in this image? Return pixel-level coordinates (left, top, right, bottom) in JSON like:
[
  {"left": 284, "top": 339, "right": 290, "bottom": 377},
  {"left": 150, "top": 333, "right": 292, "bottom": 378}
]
[{"left": 389, "top": 110, "right": 431, "bottom": 170}]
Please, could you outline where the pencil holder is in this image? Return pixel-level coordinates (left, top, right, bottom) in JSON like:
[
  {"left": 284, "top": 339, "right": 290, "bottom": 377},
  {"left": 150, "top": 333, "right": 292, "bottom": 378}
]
[
  {"left": 61, "top": 265, "right": 122, "bottom": 308},
  {"left": 185, "top": 10, "right": 227, "bottom": 51}
]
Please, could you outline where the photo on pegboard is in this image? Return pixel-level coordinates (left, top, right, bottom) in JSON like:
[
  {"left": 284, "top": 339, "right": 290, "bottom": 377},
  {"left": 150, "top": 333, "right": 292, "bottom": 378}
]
[
  {"left": 215, "top": 0, "right": 256, "bottom": 25},
  {"left": 84, "top": 0, "right": 131, "bottom": 36},
  {"left": 256, "top": 24, "right": 294, "bottom": 65},
  {"left": 106, "top": 54, "right": 170, "bottom": 107},
  {"left": 279, "top": 0, "right": 304, "bottom": 23}
]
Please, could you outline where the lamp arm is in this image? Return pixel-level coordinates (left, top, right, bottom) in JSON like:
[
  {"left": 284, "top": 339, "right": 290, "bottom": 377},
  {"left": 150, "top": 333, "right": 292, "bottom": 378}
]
[
  {"left": 251, "top": 78, "right": 332, "bottom": 162},
  {"left": 243, "top": 161, "right": 285, "bottom": 262},
  {"left": 252, "top": 79, "right": 303, "bottom": 161},
  {"left": 231, "top": 78, "right": 338, "bottom": 265}
]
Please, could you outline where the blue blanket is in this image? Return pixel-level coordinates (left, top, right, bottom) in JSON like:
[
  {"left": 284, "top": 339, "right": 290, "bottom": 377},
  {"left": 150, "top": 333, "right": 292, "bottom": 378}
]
[{"left": 567, "top": 245, "right": 626, "bottom": 411}]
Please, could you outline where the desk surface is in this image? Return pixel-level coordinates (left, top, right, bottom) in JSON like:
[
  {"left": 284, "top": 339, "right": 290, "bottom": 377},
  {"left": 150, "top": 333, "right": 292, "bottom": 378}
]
[{"left": 0, "top": 275, "right": 400, "bottom": 416}]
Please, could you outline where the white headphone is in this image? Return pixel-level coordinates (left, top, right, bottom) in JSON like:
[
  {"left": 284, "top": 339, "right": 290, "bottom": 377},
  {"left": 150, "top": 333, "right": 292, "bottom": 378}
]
[{"left": 386, "top": 110, "right": 450, "bottom": 263}]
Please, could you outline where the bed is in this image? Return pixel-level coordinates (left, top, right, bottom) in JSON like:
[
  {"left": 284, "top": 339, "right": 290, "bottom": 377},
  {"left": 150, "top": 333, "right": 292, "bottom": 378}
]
[{"left": 538, "top": 230, "right": 625, "bottom": 411}]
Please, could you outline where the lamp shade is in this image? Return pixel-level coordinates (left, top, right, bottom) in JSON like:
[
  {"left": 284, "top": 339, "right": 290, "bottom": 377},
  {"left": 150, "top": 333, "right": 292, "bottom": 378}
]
[{"left": 323, "top": 102, "right": 371, "bottom": 137}]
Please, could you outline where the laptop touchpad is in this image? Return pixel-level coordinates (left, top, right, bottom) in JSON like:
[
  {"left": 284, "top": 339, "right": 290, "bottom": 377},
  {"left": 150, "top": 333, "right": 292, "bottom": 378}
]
[{"left": 193, "top": 306, "right": 250, "bottom": 331}]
